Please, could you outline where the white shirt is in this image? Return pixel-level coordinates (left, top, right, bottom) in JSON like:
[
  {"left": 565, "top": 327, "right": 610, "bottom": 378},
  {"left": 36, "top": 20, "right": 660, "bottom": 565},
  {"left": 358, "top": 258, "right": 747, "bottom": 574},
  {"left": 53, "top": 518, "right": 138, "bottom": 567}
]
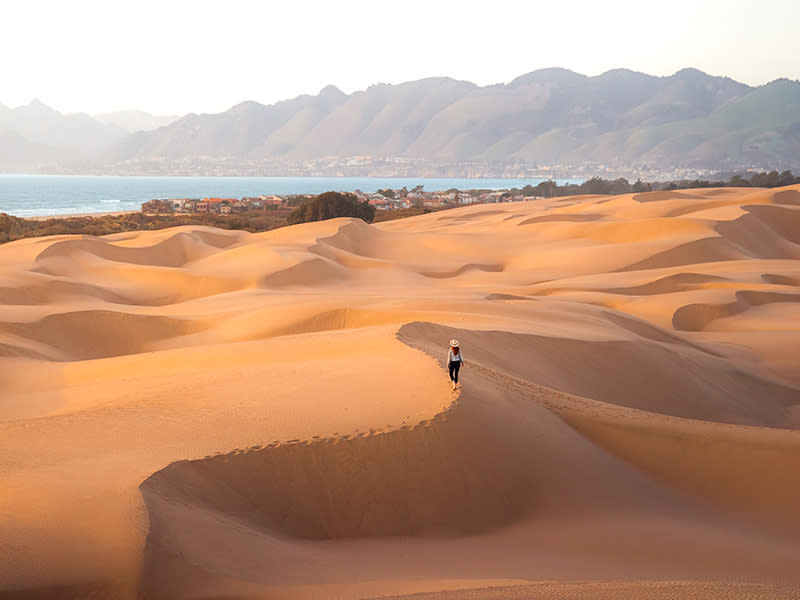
[{"left": 447, "top": 349, "right": 464, "bottom": 364}]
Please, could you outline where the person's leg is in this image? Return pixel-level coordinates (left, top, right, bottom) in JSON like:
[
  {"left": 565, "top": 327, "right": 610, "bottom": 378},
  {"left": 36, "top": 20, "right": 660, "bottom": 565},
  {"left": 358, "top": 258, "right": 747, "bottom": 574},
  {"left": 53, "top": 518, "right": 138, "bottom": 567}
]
[
  {"left": 453, "top": 361, "right": 461, "bottom": 384},
  {"left": 448, "top": 361, "right": 456, "bottom": 382}
]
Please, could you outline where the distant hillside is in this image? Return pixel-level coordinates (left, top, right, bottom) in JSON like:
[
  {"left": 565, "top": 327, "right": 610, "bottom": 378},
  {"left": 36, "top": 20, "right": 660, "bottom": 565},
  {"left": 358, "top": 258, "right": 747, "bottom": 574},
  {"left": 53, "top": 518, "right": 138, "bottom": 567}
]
[
  {"left": 0, "top": 130, "right": 65, "bottom": 171},
  {"left": 0, "top": 100, "right": 127, "bottom": 171},
  {"left": 94, "top": 110, "right": 180, "bottom": 133},
  {"left": 105, "top": 68, "right": 800, "bottom": 174},
  {"left": 4, "top": 69, "right": 800, "bottom": 175}
]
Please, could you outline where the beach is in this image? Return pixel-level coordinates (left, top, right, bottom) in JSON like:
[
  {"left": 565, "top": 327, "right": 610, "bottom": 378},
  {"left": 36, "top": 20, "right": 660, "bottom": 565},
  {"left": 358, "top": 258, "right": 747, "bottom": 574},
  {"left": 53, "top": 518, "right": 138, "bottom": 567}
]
[{"left": 1, "top": 185, "right": 799, "bottom": 599}]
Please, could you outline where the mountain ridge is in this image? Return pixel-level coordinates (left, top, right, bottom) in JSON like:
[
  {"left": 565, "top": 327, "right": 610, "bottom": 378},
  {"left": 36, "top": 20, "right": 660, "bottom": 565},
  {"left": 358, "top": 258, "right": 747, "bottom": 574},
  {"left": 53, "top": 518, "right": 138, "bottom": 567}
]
[
  {"left": 2, "top": 68, "right": 800, "bottom": 176},
  {"left": 94, "top": 110, "right": 180, "bottom": 133}
]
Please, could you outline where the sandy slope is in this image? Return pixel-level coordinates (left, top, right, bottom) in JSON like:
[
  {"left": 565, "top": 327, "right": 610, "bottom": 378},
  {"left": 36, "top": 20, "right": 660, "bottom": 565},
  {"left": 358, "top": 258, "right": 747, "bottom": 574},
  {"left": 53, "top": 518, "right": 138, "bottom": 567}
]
[{"left": 1, "top": 185, "right": 799, "bottom": 599}]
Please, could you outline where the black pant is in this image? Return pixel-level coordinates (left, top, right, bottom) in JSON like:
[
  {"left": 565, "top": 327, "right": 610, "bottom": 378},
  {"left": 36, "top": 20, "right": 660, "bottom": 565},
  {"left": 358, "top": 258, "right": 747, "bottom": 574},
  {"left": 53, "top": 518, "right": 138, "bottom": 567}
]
[{"left": 448, "top": 360, "right": 461, "bottom": 383}]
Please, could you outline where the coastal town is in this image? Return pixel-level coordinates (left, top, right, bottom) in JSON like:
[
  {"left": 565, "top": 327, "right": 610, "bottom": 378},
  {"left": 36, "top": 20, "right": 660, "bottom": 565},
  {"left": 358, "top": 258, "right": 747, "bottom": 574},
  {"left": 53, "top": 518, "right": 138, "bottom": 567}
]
[
  {"left": 138, "top": 168, "right": 800, "bottom": 215},
  {"left": 141, "top": 187, "right": 535, "bottom": 214}
]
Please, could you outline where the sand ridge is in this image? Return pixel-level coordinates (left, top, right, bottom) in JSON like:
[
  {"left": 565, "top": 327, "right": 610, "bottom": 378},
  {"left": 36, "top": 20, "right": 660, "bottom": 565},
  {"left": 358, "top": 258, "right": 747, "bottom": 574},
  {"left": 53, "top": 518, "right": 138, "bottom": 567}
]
[{"left": 1, "top": 185, "right": 799, "bottom": 598}]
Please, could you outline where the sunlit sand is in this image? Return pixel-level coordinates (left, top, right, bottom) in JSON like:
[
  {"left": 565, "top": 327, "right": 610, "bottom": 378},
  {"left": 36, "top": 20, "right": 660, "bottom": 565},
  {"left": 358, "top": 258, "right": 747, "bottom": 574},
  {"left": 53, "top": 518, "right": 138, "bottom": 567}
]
[{"left": 1, "top": 185, "right": 799, "bottom": 599}]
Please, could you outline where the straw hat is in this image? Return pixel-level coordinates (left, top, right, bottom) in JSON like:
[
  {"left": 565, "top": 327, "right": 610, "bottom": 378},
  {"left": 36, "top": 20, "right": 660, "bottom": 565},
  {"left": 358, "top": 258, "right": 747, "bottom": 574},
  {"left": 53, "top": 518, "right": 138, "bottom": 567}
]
[{"left": 450, "top": 339, "right": 459, "bottom": 348}]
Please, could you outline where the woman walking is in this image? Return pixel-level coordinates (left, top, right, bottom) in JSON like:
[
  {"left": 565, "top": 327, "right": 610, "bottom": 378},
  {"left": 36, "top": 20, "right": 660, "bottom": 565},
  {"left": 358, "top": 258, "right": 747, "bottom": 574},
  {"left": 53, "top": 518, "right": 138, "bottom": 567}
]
[{"left": 447, "top": 339, "right": 464, "bottom": 390}]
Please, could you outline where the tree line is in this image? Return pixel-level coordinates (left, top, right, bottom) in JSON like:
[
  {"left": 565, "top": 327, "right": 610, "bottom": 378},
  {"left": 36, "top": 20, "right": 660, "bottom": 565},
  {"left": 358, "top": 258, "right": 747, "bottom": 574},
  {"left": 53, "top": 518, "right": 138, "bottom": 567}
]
[{"left": 517, "top": 170, "right": 800, "bottom": 198}]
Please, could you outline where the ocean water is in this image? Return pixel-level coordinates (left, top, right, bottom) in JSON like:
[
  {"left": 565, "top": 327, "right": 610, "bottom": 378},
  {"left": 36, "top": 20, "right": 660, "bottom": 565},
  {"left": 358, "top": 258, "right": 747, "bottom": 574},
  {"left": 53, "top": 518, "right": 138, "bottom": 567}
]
[{"left": 0, "top": 175, "right": 578, "bottom": 218}]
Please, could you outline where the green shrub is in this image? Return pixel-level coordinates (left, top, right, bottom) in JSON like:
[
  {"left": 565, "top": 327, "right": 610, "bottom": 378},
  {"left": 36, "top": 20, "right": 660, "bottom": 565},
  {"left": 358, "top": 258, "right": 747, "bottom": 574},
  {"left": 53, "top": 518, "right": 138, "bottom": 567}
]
[{"left": 287, "top": 191, "right": 376, "bottom": 225}]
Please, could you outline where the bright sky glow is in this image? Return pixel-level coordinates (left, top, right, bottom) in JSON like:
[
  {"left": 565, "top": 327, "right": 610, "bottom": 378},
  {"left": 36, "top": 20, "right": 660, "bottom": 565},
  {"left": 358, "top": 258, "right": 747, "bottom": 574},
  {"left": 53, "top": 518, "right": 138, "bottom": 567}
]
[{"left": 2, "top": 0, "right": 799, "bottom": 115}]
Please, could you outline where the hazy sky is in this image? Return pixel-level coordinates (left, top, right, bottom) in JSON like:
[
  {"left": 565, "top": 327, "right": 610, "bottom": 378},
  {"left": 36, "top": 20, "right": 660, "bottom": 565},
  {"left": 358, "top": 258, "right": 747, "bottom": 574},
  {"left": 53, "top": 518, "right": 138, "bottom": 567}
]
[{"left": 3, "top": 0, "right": 798, "bottom": 115}]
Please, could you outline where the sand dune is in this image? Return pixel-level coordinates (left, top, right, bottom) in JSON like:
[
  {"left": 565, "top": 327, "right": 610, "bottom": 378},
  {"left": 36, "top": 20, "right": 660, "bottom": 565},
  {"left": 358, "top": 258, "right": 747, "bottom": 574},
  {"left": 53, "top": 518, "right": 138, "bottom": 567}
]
[
  {"left": 1, "top": 185, "right": 799, "bottom": 599},
  {"left": 673, "top": 290, "right": 800, "bottom": 331},
  {"left": 366, "top": 581, "right": 800, "bottom": 600}
]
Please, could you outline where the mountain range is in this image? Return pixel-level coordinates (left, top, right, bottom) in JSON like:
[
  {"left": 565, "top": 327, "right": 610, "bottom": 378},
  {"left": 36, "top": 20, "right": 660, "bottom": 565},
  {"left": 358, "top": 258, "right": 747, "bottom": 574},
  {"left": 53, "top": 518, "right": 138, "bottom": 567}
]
[
  {"left": 93, "top": 110, "right": 180, "bottom": 133},
  {"left": 3, "top": 68, "right": 800, "bottom": 176}
]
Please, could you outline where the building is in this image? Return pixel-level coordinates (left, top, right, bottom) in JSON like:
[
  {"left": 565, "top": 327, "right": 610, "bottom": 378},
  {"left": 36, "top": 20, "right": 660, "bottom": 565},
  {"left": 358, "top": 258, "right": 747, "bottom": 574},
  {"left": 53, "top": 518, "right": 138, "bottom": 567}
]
[
  {"left": 368, "top": 198, "right": 391, "bottom": 209},
  {"left": 203, "top": 198, "right": 237, "bottom": 214},
  {"left": 422, "top": 198, "right": 446, "bottom": 208},
  {"left": 168, "top": 198, "right": 200, "bottom": 212}
]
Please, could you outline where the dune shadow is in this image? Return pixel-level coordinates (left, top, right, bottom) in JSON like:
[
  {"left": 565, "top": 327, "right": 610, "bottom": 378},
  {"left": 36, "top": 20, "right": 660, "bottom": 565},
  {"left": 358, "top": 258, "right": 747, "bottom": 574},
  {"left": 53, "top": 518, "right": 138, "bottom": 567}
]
[
  {"left": 715, "top": 205, "right": 800, "bottom": 259},
  {"left": 603, "top": 272, "right": 728, "bottom": 296},
  {"left": 616, "top": 237, "right": 742, "bottom": 272},
  {"left": 421, "top": 263, "right": 503, "bottom": 279},
  {"left": 486, "top": 293, "right": 536, "bottom": 301},
  {"left": 517, "top": 213, "right": 601, "bottom": 225},
  {"left": 0, "top": 310, "right": 205, "bottom": 361},
  {"left": 633, "top": 191, "right": 699, "bottom": 203},
  {"left": 34, "top": 229, "right": 239, "bottom": 269},
  {"left": 762, "top": 273, "right": 800, "bottom": 287},
  {"left": 773, "top": 189, "right": 800, "bottom": 205},
  {"left": 672, "top": 290, "right": 800, "bottom": 332}
]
